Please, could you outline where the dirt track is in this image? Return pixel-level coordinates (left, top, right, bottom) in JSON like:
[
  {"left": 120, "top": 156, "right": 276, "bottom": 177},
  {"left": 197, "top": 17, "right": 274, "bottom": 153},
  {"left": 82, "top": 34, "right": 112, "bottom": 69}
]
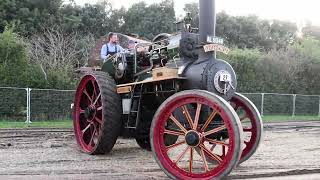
[{"left": 0, "top": 121, "right": 320, "bottom": 180}]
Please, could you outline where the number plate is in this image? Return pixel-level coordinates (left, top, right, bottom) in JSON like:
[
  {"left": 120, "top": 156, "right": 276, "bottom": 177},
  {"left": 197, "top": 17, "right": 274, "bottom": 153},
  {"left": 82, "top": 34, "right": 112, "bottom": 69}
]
[
  {"left": 220, "top": 73, "right": 231, "bottom": 82},
  {"left": 207, "top": 36, "right": 224, "bottom": 44}
]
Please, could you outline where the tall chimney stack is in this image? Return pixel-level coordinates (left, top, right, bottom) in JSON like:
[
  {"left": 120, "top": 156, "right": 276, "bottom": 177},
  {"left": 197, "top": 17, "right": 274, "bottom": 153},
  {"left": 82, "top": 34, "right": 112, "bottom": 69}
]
[{"left": 199, "top": 0, "right": 216, "bottom": 60}]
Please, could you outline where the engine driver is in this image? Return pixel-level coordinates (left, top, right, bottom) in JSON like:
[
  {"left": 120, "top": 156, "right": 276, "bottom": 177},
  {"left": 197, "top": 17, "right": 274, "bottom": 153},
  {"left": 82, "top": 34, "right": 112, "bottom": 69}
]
[{"left": 100, "top": 32, "right": 124, "bottom": 61}]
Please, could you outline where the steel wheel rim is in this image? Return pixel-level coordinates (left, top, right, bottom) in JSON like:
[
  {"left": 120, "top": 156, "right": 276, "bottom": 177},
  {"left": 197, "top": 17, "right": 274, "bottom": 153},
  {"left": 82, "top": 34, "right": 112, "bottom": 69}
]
[
  {"left": 230, "top": 93, "right": 262, "bottom": 163},
  {"left": 73, "top": 75, "right": 103, "bottom": 153},
  {"left": 152, "top": 93, "right": 239, "bottom": 179}
]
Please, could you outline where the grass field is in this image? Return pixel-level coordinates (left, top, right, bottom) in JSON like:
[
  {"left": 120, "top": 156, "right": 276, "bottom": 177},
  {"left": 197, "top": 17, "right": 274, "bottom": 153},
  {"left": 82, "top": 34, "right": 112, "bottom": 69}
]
[
  {"left": 0, "top": 120, "right": 72, "bottom": 129},
  {"left": 262, "top": 115, "right": 320, "bottom": 122},
  {"left": 0, "top": 115, "right": 319, "bottom": 129}
]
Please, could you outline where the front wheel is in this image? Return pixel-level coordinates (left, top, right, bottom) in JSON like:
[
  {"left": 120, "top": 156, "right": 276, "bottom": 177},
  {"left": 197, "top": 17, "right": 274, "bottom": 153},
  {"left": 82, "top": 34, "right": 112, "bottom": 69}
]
[{"left": 150, "top": 90, "right": 243, "bottom": 179}]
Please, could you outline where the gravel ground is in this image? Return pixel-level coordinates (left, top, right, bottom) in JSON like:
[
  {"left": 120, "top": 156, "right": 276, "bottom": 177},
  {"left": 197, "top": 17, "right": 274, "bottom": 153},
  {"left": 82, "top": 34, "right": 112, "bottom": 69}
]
[{"left": 0, "top": 121, "right": 320, "bottom": 180}]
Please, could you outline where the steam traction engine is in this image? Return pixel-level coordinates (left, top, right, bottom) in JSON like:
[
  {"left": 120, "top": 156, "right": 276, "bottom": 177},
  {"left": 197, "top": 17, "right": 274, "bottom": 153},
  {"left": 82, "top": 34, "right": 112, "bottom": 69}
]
[{"left": 73, "top": 0, "right": 263, "bottom": 179}]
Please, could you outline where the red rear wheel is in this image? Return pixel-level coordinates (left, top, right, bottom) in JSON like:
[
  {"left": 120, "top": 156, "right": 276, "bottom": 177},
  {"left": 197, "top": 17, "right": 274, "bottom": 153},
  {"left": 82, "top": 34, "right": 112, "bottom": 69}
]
[
  {"left": 73, "top": 72, "right": 122, "bottom": 154},
  {"left": 150, "top": 90, "right": 243, "bottom": 179},
  {"left": 230, "top": 93, "right": 263, "bottom": 164}
]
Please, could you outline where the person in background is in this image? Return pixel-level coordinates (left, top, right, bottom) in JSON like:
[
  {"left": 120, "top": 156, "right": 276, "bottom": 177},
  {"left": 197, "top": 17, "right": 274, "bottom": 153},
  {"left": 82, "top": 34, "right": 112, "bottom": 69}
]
[
  {"left": 128, "top": 40, "right": 136, "bottom": 50},
  {"left": 100, "top": 32, "right": 124, "bottom": 61}
]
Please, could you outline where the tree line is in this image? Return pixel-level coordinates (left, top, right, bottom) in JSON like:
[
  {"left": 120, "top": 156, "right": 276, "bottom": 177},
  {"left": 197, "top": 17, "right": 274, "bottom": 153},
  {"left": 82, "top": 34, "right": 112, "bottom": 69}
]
[{"left": 0, "top": 0, "right": 319, "bottom": 94}]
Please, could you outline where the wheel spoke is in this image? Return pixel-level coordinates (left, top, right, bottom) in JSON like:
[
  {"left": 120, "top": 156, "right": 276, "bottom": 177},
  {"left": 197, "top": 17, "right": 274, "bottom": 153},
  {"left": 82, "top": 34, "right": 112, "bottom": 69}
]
[
  {"left": 199, "top": 145, "right": 209, "bottom": 172},
  {"left": 97, "top": 106, "right": 102, "bottom": 111},
  {"left": 193, "top": 103, "right": 202, "bottom": 130},
  {"left": 95, "top": 117, "right": 103, "bottom": 124},
  {"left": 189, "top": 147, "right": 193, "bottom": 173},
  {"left": 164, "top": 129, "right": 185, "bottom": 136},
  {"left": 205, "top": 138, "right": 229, "bottom": 147},
  {"left": 91, "top": 80, "right": 97, "bottom": 100},
  {"left": 181, "top": 105, "right": 194, "bottom": 129},
  {"left": 93, "top": 92, "right": 101, "bottom": 105},
  {"left": 95, "top": 121, "right": 101, "bottom": 135},
  {"left": 169, "top": 115, "right": 187, "bottom": 133},
  {"left": 201, "top": 111, "right": 218, "bottom": 131},
  {"left": 88, "top": 125, "right": 97, "bottom": 146},
  {"left": 234, "top": 104, "right": 240, "bottom": 111},
  {"left": 200, "top": 144, "right": 223, "bottom": 164},
  {"left": 80, "top": 109, "right": 85, "bottom": 114},
  {"left": 222, "top": 145, "right": 226, "bottom": 157},
  {"left": 81, "top": 123, "right": 91, "bottom": 134},
  {"left": 204, "top": 125, "right": 226, "bottom": 136},
  {"left": 174, "top": 146, "right": 190, "bottom": 164},
  {"left": 210, "top": 144, "right": 216, "bottom": 151},
  {"left": 230, "top": 102, "right": 236, "bottom": 109},
  {"left": 166, "top": 140, "right": 185, "bottom": 151},
  {"left": 83, "top": 89, "right": 92, "bottom": 103}
]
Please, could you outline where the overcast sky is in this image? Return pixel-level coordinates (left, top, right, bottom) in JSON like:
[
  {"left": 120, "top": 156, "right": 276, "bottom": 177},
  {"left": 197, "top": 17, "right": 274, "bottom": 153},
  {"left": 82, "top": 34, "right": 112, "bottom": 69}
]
[{"left": 74, "top": 0, "right": 320, "bottom": 26}]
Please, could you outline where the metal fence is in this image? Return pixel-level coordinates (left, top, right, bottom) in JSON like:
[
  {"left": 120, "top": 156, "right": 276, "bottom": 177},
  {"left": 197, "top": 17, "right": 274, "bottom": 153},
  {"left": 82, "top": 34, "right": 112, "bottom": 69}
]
[
  {"left": 0, "top": 87, "right": 319, "bottom": 122},
  {"left": 0, "top": 87, "right": 75, "bottom": 122},
  {"left": 241, "top": 93, "right": 320, "bottom": 116}
]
